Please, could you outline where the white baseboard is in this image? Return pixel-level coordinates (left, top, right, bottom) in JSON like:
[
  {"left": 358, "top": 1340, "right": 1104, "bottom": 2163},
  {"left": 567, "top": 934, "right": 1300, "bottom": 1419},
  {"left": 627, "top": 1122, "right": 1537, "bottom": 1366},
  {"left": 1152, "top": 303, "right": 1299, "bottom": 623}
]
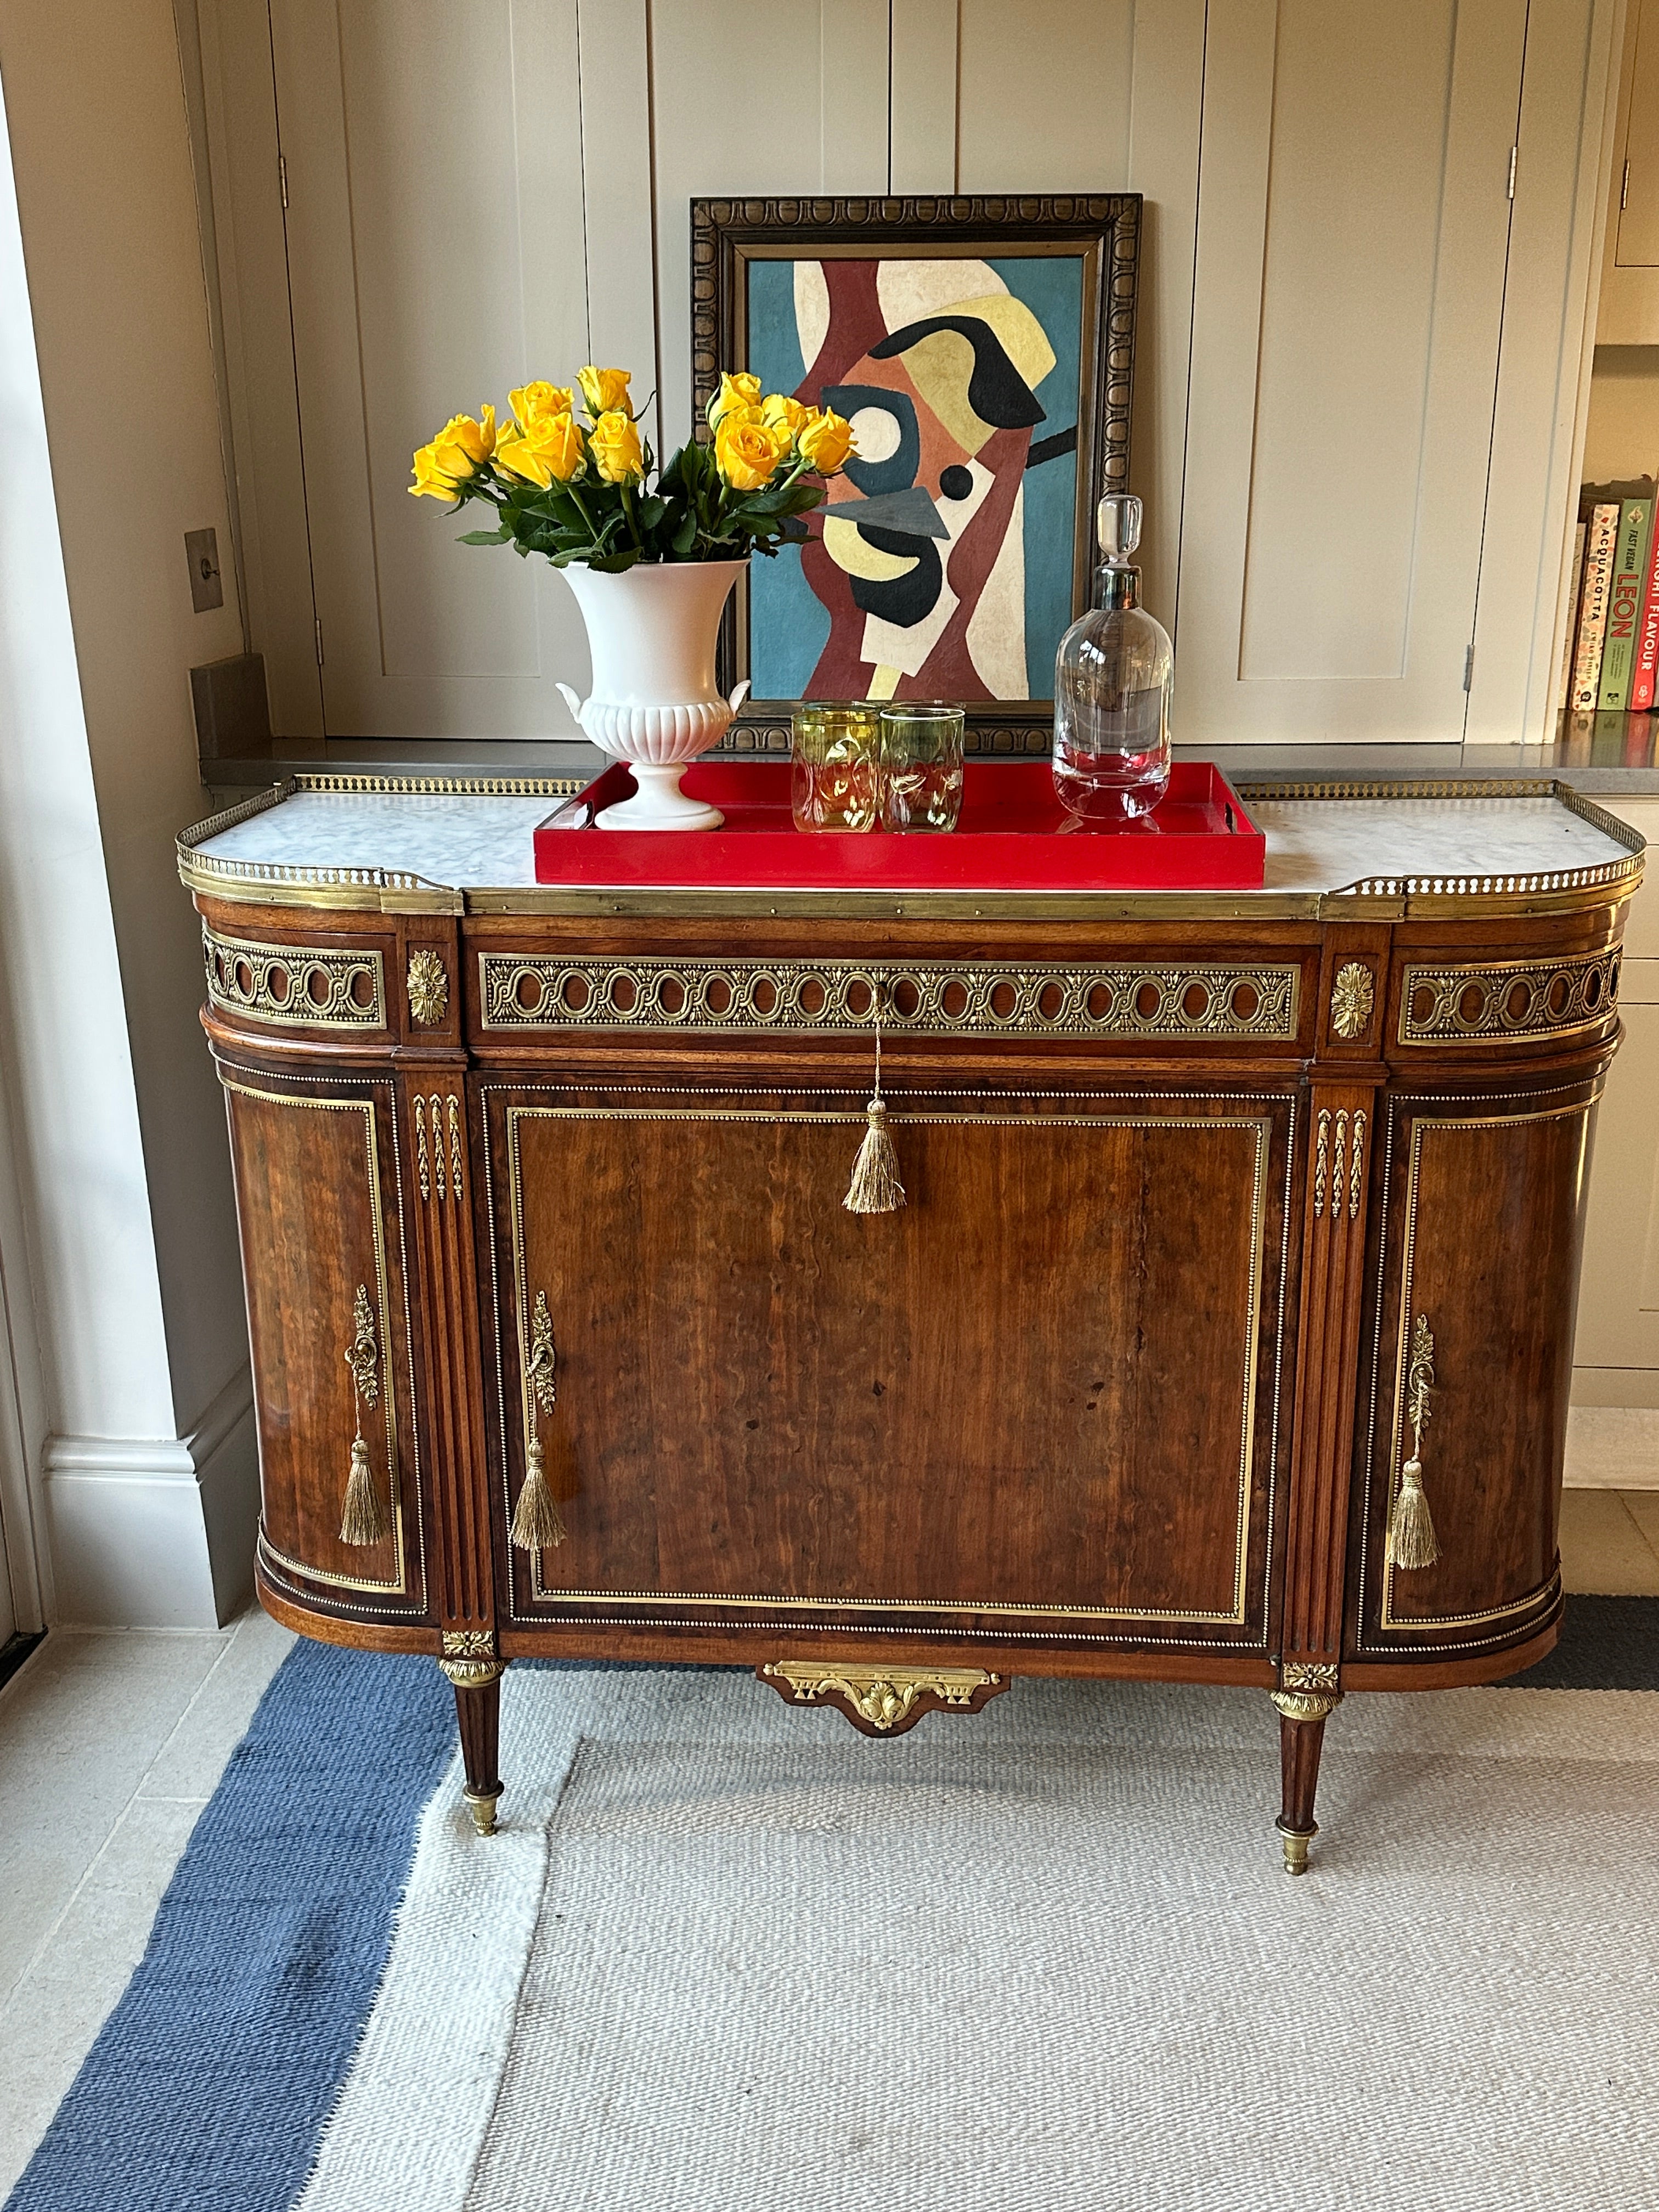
[
  {"left": 1564, "top": 1404, "right": 1659, "bottom": 1490},
  {"left": 42, "top": 1368, "right": 257, "bottom": 1627}
]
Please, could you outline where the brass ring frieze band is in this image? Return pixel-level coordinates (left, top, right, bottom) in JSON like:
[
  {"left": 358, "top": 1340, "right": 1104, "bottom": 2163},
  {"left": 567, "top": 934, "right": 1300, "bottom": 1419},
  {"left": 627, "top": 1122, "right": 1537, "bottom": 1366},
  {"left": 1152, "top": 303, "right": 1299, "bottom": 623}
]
[
  {"left": 1397, "top": 946, "right": 1620, "bottom": 1045},
  {"left": 204, "top": 923, "right": 386, "bottom": 1030},
  {"left": 479, "top": 955, "right": 1301, "bottom": 1041}
]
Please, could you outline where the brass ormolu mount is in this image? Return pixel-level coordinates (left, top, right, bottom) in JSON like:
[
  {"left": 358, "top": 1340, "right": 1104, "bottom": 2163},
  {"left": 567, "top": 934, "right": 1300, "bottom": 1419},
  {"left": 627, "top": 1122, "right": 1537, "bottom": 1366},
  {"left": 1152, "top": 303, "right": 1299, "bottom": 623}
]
[{"left": 759, "top": 1661, "right": 1006, "bottom": 1736}]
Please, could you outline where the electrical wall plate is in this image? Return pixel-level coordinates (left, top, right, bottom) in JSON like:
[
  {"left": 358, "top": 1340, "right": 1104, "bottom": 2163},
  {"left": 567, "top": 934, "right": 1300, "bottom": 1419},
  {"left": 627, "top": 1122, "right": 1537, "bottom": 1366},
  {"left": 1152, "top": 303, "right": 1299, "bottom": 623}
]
[{"left": 185, "top": 527, "right": 223, "bottom": 613}]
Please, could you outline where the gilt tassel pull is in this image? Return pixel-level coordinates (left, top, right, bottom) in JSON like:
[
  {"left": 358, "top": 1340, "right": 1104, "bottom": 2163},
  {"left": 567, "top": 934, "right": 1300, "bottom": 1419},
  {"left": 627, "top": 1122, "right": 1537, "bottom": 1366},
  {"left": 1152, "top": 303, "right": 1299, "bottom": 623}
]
[
  {"left": 511, "top": 1289, "right": 567, "bottom": 1551},
  {"left": 340, "top": 1431, "right": 390, "bottom": 1547},
  {"left": 510, "top": 1434, "right": 567, "bottom": 1551},
  {"left": 844, "top": 1009, "right": 905, "bottom": 1215},
  {"left": 1390, "top": 1454, "right": 1440, "bottom": 1570},
  {"left": 338, "top": 1284, "right": 388, "bottom": 1547},
  {"left": 1388, "top": 1312, "right": 1441, "bottom": 1570}
]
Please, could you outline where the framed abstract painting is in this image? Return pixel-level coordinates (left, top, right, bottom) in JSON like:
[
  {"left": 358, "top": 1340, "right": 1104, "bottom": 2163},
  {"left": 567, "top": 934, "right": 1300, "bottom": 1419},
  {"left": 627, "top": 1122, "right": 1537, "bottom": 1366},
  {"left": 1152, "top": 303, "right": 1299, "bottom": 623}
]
[{"left": 690, "top": 194, "right": 1139, "bottom": 755}]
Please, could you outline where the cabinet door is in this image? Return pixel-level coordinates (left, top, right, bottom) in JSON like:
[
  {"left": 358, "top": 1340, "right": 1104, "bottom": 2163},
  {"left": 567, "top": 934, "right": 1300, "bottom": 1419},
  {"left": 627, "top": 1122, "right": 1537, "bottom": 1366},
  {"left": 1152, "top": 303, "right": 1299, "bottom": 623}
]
[
  {"left": 266, "top": 0, "right": 592, "bottom": 737},
  {"left": 1355, "top": 1084, "right": 1596, "bottom": 1656},
  {"left": 483, "top": 1080, "right": 1295, "bottom": 1655},
  {"left": 1614, "top": 0, "right": 1659, "bottom": 271},
  {"left": 1176, "top": 0, "right": 1525, "bottom": 743},
  {"left": 1570, "top": 798, "right": 1659, "bottom": 1396},
  {"left": 1573, "top": 1001, "right": 1659, "bottom": 1381},
  {"left": 222, "top": 1062, "right": 427, "bottom": 1622}
]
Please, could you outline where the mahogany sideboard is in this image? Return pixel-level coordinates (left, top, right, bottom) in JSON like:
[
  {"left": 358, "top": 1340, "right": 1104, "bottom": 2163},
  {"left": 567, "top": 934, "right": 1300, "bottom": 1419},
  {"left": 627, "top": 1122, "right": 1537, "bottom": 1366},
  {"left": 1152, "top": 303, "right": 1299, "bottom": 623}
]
[{"left": 181, "top": 773, "right": 1643, "bottom": 1873}]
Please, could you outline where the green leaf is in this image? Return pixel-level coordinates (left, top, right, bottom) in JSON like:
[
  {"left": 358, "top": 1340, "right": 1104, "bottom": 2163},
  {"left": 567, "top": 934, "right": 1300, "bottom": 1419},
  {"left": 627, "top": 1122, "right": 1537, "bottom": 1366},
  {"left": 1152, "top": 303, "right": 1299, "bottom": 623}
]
[
  {"left": 457, "top": 527, "right": 510, "bottom": 545},
  {"left": 670, "top": 510, "right": 697, "bottom": 556}
]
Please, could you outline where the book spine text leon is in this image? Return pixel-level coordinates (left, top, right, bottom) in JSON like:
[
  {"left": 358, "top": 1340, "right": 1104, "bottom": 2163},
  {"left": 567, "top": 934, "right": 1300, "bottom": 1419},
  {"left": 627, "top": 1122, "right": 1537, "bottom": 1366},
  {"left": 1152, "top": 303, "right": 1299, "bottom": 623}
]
[{"left": 1572, "top": 503, "right": 1621, "bottom": 712}]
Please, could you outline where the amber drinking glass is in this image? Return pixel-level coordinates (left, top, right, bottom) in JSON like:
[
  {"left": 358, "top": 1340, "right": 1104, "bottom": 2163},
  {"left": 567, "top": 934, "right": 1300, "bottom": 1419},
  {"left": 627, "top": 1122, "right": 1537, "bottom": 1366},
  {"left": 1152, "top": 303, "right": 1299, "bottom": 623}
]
[
  {"left": 880, "top": 703, "right": 965, "bottom": 832},
  {"left": 791, "top": 703, "right": 883, "bottom": 832}
]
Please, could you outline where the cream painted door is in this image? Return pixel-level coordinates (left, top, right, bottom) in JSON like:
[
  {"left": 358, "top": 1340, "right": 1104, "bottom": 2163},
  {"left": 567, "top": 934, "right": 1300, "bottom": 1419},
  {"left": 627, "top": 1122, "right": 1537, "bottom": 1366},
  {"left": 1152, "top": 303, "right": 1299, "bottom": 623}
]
[
  {"left": 1574, "top": 799, "right": 1659, "bottom": 1401},
  {"left": 1175, "top": 0, "right": 1527, "bottom": 745},
  {"left": 204, "top": 0, "right": 1203, "bottom": 736},
  {"left": 1598, "top": 0, "right": 1659, "bottom": 343},
  {"left": 268, "top": 0, "right": 594, "bottom": 738}
]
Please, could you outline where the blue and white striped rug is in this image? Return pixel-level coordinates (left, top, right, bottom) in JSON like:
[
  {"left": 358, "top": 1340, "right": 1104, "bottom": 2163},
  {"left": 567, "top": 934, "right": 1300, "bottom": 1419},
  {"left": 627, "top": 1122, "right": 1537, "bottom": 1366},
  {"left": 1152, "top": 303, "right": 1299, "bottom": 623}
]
[{"left": 7, "top": 1603, "right": 1658, "bottom": 2212}]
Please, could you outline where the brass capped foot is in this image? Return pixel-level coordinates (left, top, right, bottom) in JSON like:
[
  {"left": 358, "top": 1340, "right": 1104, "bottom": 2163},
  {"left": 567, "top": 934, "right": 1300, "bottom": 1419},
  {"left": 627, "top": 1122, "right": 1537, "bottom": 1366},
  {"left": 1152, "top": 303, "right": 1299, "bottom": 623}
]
[
  {"left": 464, "top": 1785, "right": 503, "bottom": 1837},
  {"left": 1276, "top": 1818, "right": 1316, "bottom": 1876}
]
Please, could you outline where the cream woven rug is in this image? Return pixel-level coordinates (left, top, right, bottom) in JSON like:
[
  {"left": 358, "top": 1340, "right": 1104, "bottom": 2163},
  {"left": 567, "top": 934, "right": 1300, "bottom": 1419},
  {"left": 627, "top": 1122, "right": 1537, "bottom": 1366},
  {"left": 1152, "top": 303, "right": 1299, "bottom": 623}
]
[{"left": 299, "top": 1668, "right": 1659, "bottom": 2211}]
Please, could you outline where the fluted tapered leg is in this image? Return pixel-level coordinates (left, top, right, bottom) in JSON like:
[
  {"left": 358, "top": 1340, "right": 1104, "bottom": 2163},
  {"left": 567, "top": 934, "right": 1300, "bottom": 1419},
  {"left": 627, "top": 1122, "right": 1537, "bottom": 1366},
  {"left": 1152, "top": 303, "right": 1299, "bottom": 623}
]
[
  {"left": 438, "top": 1658, "right": 505, "bottom": 1835},
  {"left": 1274, "top": 1711, "right": 1327, "bottom": 1874}
]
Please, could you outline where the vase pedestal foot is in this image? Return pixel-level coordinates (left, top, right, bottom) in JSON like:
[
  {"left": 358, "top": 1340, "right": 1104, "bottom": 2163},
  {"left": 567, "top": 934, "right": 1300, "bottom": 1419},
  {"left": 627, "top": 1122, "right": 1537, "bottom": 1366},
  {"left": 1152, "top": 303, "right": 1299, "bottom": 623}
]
[{"left": 599, "top": 762, "right": 724, "bottom": 832}]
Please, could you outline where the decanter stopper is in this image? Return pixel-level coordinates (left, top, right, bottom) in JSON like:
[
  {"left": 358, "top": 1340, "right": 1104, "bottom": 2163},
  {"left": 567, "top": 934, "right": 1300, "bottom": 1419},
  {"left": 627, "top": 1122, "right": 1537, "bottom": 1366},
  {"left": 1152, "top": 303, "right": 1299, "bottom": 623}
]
[{"left": 1098, "top": 493, "right": 1142, "bottom": 565}]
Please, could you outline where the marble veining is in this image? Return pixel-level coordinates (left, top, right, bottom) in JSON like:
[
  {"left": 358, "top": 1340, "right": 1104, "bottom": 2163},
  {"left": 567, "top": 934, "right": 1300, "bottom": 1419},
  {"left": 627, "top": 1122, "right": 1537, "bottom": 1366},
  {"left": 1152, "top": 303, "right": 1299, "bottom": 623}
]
[
  {"left": 1251, "top": 795, "right": 1632, "bottom": 893},
  {"left": 193, "top": 787, "right": 1638, "bottom": 897},
  {"left": 198, "top": 792, "right": 553, "bottom": 888}
]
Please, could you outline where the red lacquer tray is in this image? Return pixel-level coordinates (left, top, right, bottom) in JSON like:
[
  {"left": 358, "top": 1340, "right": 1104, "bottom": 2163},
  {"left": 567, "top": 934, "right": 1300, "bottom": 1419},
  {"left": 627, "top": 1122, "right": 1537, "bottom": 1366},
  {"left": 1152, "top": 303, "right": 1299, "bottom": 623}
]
[{"left": 534, "top": 759, "right": 1265, "bottom": 891}]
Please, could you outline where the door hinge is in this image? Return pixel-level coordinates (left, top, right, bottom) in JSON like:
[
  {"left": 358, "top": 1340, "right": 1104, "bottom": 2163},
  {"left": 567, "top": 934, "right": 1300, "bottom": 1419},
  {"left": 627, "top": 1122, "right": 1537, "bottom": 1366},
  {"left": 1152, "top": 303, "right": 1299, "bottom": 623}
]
[
  {"left": 1507, "top": 145, "right": 1517, "bottom": 201},
  {"left": 314, "top": 617, "right": 324, "bottom": 667},
  {"left": 1623, "top": 157, "right": 1632, "bottom": 212},
  {"left": 1464, "top": 642, "right": 1475, "bottom": 692},
  {"left": 279, "top": 152, "right": 289, "bottom": 211}
]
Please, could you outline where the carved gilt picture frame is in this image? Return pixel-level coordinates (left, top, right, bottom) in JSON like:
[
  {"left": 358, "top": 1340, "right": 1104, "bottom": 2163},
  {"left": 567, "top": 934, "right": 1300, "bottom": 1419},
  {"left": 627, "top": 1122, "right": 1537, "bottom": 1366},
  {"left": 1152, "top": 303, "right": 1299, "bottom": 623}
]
[{"left": 690, "top": 193, "right": 1141, "bottom": 757}]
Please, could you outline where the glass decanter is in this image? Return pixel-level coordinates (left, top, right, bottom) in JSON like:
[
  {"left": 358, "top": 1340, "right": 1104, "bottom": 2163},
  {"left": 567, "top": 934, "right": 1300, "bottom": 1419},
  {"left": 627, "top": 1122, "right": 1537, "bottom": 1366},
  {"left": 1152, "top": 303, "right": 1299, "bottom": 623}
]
[{"left": 1052, "top": 494, "right": 1172, "bottom": 823}]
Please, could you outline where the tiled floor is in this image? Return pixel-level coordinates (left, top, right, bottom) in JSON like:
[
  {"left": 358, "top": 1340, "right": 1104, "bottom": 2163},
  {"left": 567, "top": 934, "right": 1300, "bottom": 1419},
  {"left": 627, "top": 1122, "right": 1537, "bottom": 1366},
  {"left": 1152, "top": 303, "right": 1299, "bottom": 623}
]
[
  {"left": 0, "top": 1606, "right": 295, "bottom": 2198},
  {"left": 1, "top": 1496, "right": 1657, "bottom": 2193}
]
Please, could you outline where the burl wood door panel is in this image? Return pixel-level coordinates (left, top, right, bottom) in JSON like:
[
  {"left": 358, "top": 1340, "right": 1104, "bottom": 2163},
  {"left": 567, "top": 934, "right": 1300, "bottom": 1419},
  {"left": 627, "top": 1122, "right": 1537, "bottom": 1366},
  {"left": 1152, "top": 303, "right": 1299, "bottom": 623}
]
[
  {"left": 485, "top": 1083, "right": 1294, "bottom": 1649},
  {"left": 220, "top": 1060, "right": 426, "bottom": 1621},
  {"left": 1353, "top": 1080, "right": 1599, "bottom": 1656}
]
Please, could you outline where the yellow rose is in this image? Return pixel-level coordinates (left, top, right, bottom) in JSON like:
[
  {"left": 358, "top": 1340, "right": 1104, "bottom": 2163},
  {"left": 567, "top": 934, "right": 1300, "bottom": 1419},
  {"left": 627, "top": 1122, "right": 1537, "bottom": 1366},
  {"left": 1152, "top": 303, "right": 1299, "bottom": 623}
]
[
  {"left": 577, "top": 365, "right": 633, "bottom": 419},
  {"left": 798, "top": 407, "right": 855, "bottom": 475},
  {"left": 760, "top": 393, "right": 810, "bottom": 448},
  {"left": 715, "top": 413, "right": 786, "bottom": 493},
  {"left": 428, "top": 405, "right": 496, "bottom": 483},
  {"left": 588, "top": 409, "right": 644, "bottom": 484},
  {"left": 707, "top": 370, "right": 763, "bottom": 430},
  {"left": 409, "top": 442, "right": 462, "bottom": 500},
  {"left": 509, "top": 381, "right": 574, "bottom": 426},
  {"left": 496, "top": 410, "right": 586, "bottom": 488}
]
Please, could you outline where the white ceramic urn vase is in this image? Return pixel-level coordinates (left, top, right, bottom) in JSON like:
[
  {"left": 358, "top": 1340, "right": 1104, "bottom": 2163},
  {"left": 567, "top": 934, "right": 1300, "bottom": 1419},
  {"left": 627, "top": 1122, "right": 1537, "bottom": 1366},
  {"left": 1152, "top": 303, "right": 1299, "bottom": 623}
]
[{"left": 555, "top": 558, "right": 751, "bottom": 831}]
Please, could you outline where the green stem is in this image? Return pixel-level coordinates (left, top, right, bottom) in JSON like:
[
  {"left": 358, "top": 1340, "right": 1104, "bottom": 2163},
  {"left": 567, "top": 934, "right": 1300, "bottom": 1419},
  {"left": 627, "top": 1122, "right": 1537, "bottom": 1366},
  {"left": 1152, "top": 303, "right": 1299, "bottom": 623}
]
[{"left": 565, "top": 483, "right": 603, "bottom": 554}]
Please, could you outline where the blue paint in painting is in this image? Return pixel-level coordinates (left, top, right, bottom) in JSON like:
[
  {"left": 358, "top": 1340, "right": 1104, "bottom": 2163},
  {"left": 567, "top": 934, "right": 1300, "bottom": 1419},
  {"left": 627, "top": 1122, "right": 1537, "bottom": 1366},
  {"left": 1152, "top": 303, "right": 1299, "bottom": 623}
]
[
  {"left": 742, "top": 253, "right": 1085, "bottom": 702},
  {"left": 747, "top": 258, "right": 806, "bottom": 397},
  {"left": 744, "top": 261, "right": 828, "bottom": 698},
  {"left": 990, "top": 255, "right": 1084, "bottom": 696}
]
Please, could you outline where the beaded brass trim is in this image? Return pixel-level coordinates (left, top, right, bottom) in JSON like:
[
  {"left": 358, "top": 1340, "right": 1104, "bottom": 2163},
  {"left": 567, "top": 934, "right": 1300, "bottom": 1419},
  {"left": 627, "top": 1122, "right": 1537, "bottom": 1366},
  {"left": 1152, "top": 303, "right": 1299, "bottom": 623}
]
[
  {"left": 1397, "top": 946, "right": 1620, "bottom": 1046},
  {"left": 479, "top": 955, "right": 1301, "bottom": 1041},
  {"left": 204, "top": 923, "right": 385, "bottom": 1029}
]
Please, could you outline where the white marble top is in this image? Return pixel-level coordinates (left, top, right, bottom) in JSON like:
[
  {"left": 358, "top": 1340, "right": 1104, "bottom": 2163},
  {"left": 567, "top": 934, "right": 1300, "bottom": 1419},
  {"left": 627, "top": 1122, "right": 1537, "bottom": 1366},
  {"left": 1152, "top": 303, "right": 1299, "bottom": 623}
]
[{"left": 190, "top": 786, "right": 1639, "bottom": 898}]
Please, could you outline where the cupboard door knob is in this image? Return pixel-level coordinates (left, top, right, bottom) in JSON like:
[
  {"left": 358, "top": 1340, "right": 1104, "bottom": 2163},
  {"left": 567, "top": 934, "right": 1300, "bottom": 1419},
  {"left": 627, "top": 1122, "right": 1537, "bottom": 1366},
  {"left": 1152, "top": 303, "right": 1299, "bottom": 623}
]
[
  {"left": 1389, "top": 1312, "right": 1441, "bottom": 1571},
  {"left": 510, "top": 1289, "right": 566, "bottom": 1551}
]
